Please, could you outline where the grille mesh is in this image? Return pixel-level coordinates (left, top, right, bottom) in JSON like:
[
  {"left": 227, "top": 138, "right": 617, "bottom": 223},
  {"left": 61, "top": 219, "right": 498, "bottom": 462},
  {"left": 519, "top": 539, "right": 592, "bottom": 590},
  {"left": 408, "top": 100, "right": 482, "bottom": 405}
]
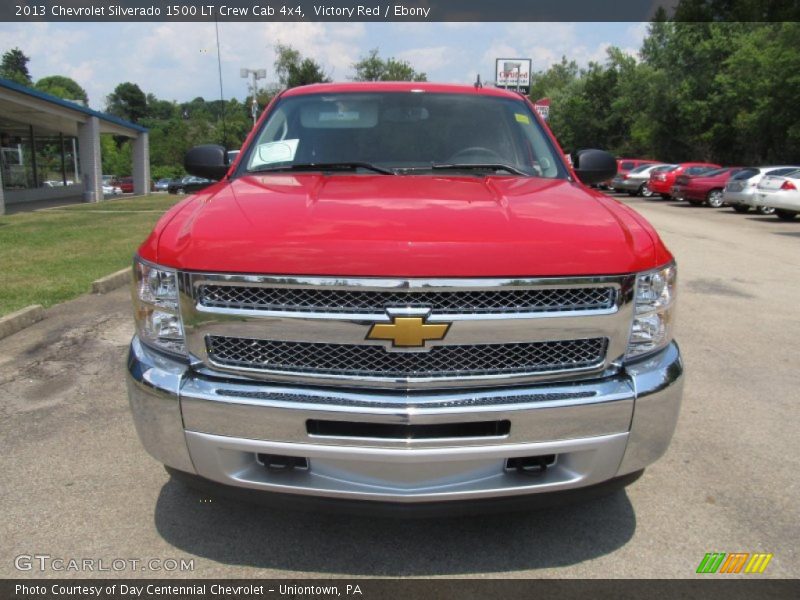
[
  {"left": 198, "top": 285, "right": 616, "bottom": 314},
  {"left": 206, "top": 336, "right": 608, "bottom": 379}
]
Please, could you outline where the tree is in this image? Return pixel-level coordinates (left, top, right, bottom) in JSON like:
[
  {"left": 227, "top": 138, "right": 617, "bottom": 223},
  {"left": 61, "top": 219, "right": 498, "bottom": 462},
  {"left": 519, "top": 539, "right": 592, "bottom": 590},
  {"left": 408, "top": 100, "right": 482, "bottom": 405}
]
[
  {"left": 105, "top": 82, "right": 148, "bottom": 123},
  {"left": 273, "top": 44, "right": 330, "bottom": 88},
  {"left": 34, "top": 75, "right": 88, "bottom": 105},
  {"left": 352, "top": 49, "right": 427, "bottom": 82},
  {"left": 0, "top": 47, "right": 32, "bottom": 86}
]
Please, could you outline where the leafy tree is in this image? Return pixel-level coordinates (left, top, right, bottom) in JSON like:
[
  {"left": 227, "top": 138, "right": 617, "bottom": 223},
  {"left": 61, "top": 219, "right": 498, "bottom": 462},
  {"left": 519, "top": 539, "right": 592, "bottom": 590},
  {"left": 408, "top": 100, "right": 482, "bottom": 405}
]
[
  {"left": 352, "top": 49, "right": 427, "bottom": 82},
  {"left": 0, "top": 47, "right": 32, "bottom": 85},
  {"left": 274, "top": 44, "right": 330, "bottom": 88},
  {"left": 105, "top": 82, "right": 148, "bottom": 123},
  {"left": 34, "top": 75, "right": 88, "bottom": 105}
]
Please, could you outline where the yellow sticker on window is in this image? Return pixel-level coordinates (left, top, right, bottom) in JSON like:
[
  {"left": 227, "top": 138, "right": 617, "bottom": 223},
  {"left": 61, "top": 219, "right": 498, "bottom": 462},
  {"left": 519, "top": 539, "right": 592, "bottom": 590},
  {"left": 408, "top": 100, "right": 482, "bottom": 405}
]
[{"left": 515, "top": 113, "right": 531, "bottom": 124}]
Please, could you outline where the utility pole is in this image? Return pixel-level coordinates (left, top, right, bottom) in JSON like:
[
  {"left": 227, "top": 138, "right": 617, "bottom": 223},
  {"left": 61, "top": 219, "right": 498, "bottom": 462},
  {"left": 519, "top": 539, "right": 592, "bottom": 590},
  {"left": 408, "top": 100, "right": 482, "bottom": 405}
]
[{"left": 241, "top": 68, "right": 266, "bottom": 128}]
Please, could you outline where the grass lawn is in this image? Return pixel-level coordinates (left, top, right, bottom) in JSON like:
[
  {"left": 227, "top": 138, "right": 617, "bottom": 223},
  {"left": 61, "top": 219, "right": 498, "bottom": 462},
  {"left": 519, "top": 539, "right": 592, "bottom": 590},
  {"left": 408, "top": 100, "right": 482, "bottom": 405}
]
[{"left": 0, "top": 195, "right": 184, "bottom": 317}]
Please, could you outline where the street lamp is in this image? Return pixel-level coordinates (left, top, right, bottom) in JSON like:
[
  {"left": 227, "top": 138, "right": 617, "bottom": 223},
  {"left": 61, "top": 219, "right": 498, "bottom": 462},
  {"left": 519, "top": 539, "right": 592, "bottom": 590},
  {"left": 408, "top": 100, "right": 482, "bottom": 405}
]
[{"left": 241, "top": 68, "right": 267, "bottom": 127}]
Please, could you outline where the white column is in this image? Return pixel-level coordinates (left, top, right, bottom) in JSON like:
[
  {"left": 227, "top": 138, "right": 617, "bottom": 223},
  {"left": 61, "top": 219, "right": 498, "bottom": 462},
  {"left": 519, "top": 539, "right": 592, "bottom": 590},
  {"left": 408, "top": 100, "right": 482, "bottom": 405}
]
[
  {"left": 77, "top": 116, "right": 103, "bottom": 203},
  {"left": 132, "top": 132, "right": 150, "bottom": 196}
]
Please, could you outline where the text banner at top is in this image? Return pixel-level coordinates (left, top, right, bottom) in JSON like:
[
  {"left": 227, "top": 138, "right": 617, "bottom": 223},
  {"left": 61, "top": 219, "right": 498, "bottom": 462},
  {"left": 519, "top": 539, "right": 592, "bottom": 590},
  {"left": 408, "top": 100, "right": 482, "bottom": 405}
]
[{"left": 4, "top": 0, "right": 800, "bottom": 22}]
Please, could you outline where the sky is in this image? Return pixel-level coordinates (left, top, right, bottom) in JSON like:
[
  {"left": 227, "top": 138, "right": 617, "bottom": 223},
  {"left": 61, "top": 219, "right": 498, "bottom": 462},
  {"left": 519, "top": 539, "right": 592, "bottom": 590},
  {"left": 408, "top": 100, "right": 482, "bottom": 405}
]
[{"left": 0, "top": 21, "right": 649, "bottom": 110}]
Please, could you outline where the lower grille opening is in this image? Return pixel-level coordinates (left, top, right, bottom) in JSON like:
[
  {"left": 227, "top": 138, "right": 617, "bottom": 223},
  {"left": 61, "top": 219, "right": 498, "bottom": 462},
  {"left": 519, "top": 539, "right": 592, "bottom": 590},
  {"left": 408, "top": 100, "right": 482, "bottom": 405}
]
[
  {"left": 306, "top": 419, "right": 511, "bottom": 440},
  {"left": 256, "top": 453, "right": 309, "bottom": 472},
  {"left": 505, "top": 455, "right": 557, "bottom": 475}
]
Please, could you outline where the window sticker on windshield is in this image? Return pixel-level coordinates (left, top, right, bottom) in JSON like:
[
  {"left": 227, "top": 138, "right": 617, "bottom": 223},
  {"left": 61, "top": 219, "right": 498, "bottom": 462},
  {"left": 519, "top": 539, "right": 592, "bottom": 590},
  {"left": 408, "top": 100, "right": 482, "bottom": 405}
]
[
  {"left": 250, "top": 139, "right": 299, "bottom": 167},
  {"left": 515, "top": 113, "right": 531, "bottom": 125},
  {"left": 319, "top": 111, "right": 360, "bottom": 122}
]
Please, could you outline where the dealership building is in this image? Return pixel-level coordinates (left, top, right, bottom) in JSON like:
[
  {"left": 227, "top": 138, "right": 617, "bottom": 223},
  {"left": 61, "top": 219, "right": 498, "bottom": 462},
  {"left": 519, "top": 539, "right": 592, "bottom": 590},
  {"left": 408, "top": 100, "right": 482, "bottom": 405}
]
[{"left": 0, "top": 77, "right": 150, "bottom": 215}]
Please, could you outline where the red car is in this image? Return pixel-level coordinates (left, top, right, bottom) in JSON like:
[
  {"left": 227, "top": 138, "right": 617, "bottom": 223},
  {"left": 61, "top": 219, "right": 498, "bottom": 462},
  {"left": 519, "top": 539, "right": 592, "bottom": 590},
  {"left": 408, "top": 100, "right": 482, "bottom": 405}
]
[
  {"left": 672, "top": 167, "right": 743, "bottom": 208},
  {"left": 112, "top": 176, "right": 134, "bottom": 194},
  {"left": 126, "top": 82, "right": 683, "bottom": 512},
  {"left": 649, "top": 162, "right": 721, "bottom": 199}
]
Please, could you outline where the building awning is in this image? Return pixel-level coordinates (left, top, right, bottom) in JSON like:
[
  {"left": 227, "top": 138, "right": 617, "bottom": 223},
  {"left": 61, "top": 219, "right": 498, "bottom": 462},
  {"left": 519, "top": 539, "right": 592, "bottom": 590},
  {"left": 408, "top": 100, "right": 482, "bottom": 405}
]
[{"left": 0, "top": 77, "right": 147, "bottom": 138}]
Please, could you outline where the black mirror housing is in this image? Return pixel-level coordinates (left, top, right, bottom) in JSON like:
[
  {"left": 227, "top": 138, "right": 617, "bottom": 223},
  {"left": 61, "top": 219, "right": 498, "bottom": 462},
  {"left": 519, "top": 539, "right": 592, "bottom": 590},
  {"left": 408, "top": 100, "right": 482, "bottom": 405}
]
[
  {"left": 184, "top": 144, "right": 229, "bottom": 181},
  {"left": 572, "top": 149, "right": 617, "bottom": 186}
]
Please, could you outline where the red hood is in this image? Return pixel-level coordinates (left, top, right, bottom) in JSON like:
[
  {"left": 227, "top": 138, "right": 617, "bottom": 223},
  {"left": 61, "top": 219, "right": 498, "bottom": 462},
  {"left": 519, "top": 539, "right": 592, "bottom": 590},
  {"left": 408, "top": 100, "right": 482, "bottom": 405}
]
[{"left": 141, "top": 174, "right": 666, "bottom": 277}]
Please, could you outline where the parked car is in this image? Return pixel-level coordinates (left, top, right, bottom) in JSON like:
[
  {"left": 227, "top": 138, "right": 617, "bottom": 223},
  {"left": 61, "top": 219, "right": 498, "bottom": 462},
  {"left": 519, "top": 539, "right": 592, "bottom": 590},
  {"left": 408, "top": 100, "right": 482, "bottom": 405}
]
[
  {"left": 154, "top": 178, "right": 172, "bottom": 192},
  {"left": 167, "top": 175, "right": 213, "bottom": 194},
  {"left": 102, "top": 183, "right": 122, "bottom": 196},
  {"left": 672, "top": 167, "right": 743, "bottom": 207},
  {"left": 126, "top": 82, "right": 684, "bottom": 513},
  {"left": 602, "top": 158, "right": 659, "bottom": 190},
  {"left": 648, "top": 162, "right": 721, "bottom": 200},
  {"left": 723, "top": 166, "right": 800, "bottom": 215},
  {"left": 612, "top": 163, "right": 670, "bottom": 197},
  {"left": 752, "top": 169, "right": 800, "bottom": 220},
  {"left": 112, "top": 176, "right": 134, "bottom": 194}
]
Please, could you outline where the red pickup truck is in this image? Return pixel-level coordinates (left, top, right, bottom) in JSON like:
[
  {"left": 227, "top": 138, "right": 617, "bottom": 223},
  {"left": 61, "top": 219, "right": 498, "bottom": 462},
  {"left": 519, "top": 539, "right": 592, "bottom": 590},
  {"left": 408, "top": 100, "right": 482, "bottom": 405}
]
[{"left": 127, "top": 82, "right": 683, "bottom": 513}]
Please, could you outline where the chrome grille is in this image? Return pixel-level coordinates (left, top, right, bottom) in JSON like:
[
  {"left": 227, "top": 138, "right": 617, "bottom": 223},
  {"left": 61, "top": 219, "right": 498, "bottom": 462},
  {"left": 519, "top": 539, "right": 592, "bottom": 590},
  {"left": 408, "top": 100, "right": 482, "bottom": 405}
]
[
  {"left": 197, "top": 285, "right": 616, "bottom": 314},
  {"left": 206, "top": 336, "right": 608, "bottom": 379}
]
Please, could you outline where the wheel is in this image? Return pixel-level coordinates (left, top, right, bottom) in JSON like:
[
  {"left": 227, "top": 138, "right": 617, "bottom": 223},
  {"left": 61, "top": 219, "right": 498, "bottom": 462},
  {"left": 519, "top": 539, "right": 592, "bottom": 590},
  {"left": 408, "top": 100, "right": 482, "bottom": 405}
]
[
  {"left": 706, "top": 189, "right": 724, "bottom": 208},
  {"left": 640, "top": 183, "right": 654, "bottom": 198},
  {"left": 732, "top": 204, "right": 750, "bottom": 213},
  {"left": 756, "top": 206, "right": 775, "bottom": 215},
  {"left": 775, "top": 209, "right": 798, "bottom": 221}
]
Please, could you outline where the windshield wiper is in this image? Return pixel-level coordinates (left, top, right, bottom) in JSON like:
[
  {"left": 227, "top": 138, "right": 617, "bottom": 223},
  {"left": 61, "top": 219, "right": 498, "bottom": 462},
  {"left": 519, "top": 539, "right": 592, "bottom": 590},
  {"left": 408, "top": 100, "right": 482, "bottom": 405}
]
[
  {"left": 250, "top": 162, "right": 396, "bottom": 175},
  {"left": 430, "top": 163, "right": 531, "bottom": 177}
]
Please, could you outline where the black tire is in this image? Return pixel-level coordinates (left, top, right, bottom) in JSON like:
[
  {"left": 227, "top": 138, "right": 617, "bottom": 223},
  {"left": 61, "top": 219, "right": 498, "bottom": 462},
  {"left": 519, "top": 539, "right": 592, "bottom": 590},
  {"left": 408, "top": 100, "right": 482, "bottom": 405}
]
[
  {"left": 706, "top": 189, "right": 725, "bottom": 208},
  {"left": 641, "top": 183, "right": 654, "bottom": 198},
  {"left": 756, "top": 206, "right": 775, "bottom": 215},
  {"left": 732, "top": 204, "right": 750, "bottom": 213},
  {"left": 775, "top": 209, "right": 798, "bottom": 221}
]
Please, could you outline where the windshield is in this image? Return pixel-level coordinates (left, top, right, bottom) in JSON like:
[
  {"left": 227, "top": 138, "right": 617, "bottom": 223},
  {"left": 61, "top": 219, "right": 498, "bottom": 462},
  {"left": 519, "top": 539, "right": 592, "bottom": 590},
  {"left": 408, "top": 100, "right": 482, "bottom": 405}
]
[{"left": 241, "top": 92, "right": 567, "bottom": 178}]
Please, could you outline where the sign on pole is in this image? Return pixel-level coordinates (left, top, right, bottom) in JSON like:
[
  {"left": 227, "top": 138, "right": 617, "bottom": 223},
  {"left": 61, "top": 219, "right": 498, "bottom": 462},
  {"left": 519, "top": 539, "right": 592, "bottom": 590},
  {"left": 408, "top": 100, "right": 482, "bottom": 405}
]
[
  {"left": 534, "top": 97, "right": 551, "bottom": 121},
  {"left": 495, "top": 58, "right": 532, "bottom": 93}
]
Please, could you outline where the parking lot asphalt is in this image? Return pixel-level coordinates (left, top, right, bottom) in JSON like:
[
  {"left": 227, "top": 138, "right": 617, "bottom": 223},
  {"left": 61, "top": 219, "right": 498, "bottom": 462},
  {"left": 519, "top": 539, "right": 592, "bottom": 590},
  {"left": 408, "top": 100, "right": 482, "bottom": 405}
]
[{"left": 1, "top": 193, "right": 798, "bottom": 579}]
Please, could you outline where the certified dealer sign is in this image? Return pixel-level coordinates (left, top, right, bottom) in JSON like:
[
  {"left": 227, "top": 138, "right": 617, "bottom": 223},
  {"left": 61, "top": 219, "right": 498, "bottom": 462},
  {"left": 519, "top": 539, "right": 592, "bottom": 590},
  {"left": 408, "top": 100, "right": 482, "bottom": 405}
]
[{"left": 495, "top": 58, "right": 532, "bottom": 92}]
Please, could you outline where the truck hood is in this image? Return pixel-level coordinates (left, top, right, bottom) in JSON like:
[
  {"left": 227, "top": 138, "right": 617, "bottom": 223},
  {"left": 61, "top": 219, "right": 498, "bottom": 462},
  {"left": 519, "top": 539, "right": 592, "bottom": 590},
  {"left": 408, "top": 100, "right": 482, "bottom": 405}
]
[{"left": 149, "top": 174, "right": 661, "bottom": 277}]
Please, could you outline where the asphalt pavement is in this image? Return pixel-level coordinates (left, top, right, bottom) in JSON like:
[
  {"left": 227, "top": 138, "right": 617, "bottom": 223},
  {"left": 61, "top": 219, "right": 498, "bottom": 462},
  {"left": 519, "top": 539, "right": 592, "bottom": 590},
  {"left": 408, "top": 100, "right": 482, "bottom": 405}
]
[{"left": 1, "top": 193, "right": 798, "bottom": 578}]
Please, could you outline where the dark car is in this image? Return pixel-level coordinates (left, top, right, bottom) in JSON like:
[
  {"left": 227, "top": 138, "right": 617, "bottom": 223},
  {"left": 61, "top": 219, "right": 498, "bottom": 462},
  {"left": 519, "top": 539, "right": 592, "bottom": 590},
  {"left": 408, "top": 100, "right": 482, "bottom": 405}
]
[{"left": 167, "top": 175, "right": 213, "bottom": 195}]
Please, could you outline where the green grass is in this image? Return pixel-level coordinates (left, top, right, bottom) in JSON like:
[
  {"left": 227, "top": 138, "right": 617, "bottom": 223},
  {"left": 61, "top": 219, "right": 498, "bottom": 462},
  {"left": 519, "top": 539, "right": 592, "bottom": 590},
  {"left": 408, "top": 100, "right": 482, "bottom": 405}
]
[{"left": 0, "top": 195, "right": 184, "bottom": 316}]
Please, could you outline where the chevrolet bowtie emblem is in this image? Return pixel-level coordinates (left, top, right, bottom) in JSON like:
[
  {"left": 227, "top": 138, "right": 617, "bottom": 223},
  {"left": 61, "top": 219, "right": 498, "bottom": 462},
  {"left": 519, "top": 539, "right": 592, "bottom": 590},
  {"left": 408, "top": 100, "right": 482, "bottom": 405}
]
[{"left": 367, "top": 316, "right": 451, "bottom": 348}]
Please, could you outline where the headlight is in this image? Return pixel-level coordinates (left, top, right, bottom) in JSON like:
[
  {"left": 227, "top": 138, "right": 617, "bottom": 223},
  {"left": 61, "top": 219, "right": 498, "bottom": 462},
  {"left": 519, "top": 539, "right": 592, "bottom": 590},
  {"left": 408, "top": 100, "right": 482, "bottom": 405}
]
[
  {"left": 625, "top": 263, "right": 677, "bottom": 360},
  {"left": 132, "top": 258, "right": 187, "bottom": 356}
]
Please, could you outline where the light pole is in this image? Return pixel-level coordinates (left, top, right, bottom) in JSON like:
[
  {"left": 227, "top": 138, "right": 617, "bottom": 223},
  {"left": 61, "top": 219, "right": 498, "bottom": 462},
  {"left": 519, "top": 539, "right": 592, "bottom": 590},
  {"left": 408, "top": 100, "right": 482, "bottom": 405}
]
[{"left": 240, "top": 68, "right": 266, "bottom": 127}]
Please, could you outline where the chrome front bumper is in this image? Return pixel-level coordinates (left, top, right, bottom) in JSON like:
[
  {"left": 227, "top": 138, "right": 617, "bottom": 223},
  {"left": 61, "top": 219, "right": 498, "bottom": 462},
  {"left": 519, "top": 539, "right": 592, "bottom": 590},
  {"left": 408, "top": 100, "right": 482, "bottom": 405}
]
[{"left": 127, "top": 338, "right": 683, "bottom": 504}]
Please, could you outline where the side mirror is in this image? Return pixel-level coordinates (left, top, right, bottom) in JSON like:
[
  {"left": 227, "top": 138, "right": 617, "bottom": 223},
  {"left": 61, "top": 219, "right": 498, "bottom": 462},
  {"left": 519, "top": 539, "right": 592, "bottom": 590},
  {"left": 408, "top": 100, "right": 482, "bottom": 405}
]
[
  {"left": 184, "top": 144, "right": 229, "bottom": 181},
  {"left": 572, "top": 149, "right": 617, "bottom": 185}
]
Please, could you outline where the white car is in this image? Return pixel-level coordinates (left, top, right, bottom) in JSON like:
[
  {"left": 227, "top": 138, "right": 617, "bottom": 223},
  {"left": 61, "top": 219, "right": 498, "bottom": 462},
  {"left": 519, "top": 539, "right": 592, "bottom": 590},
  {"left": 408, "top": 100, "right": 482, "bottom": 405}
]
[
  {"left": 102, "top": 183, "right": 122, "bottom": 196},
  {"left": 723, "top": 166, "right": 800, "bottom": 214},
  {"left": 753, "top": 169, "right": 800, "bottom": 221}
]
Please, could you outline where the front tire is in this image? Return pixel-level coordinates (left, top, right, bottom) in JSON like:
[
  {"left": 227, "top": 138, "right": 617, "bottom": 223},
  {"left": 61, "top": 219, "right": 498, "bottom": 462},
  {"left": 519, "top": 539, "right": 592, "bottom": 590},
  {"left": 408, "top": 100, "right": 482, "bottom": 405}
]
[
  {"left": 756, "top": 206, "right": 775, "bottom": 215},
  {"left": 641, "top": 183, "right": 654, "bottom": 198},
  {"left": 706, "top": 189, "right": 725, "bottom": 208},
  {"left": 775, "top": 209, "right": 798, "bottom": 221}
]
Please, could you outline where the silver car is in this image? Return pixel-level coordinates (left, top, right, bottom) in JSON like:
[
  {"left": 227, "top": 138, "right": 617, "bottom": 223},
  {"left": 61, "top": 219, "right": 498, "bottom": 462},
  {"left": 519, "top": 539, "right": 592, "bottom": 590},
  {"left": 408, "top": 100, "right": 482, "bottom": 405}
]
[
  {"left": 723, "top": 166, "right": 800, "bottom": 214},
  {"left": 612, "top": 164, "right": 671, "bottom": 197}
]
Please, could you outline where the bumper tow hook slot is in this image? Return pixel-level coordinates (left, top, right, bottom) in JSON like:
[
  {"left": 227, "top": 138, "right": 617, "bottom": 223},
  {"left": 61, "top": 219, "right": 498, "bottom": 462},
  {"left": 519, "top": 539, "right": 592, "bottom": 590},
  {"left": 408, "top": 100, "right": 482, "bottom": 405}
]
[{"left": 507, "top": 455, "right": 555, "bottom": 476}]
